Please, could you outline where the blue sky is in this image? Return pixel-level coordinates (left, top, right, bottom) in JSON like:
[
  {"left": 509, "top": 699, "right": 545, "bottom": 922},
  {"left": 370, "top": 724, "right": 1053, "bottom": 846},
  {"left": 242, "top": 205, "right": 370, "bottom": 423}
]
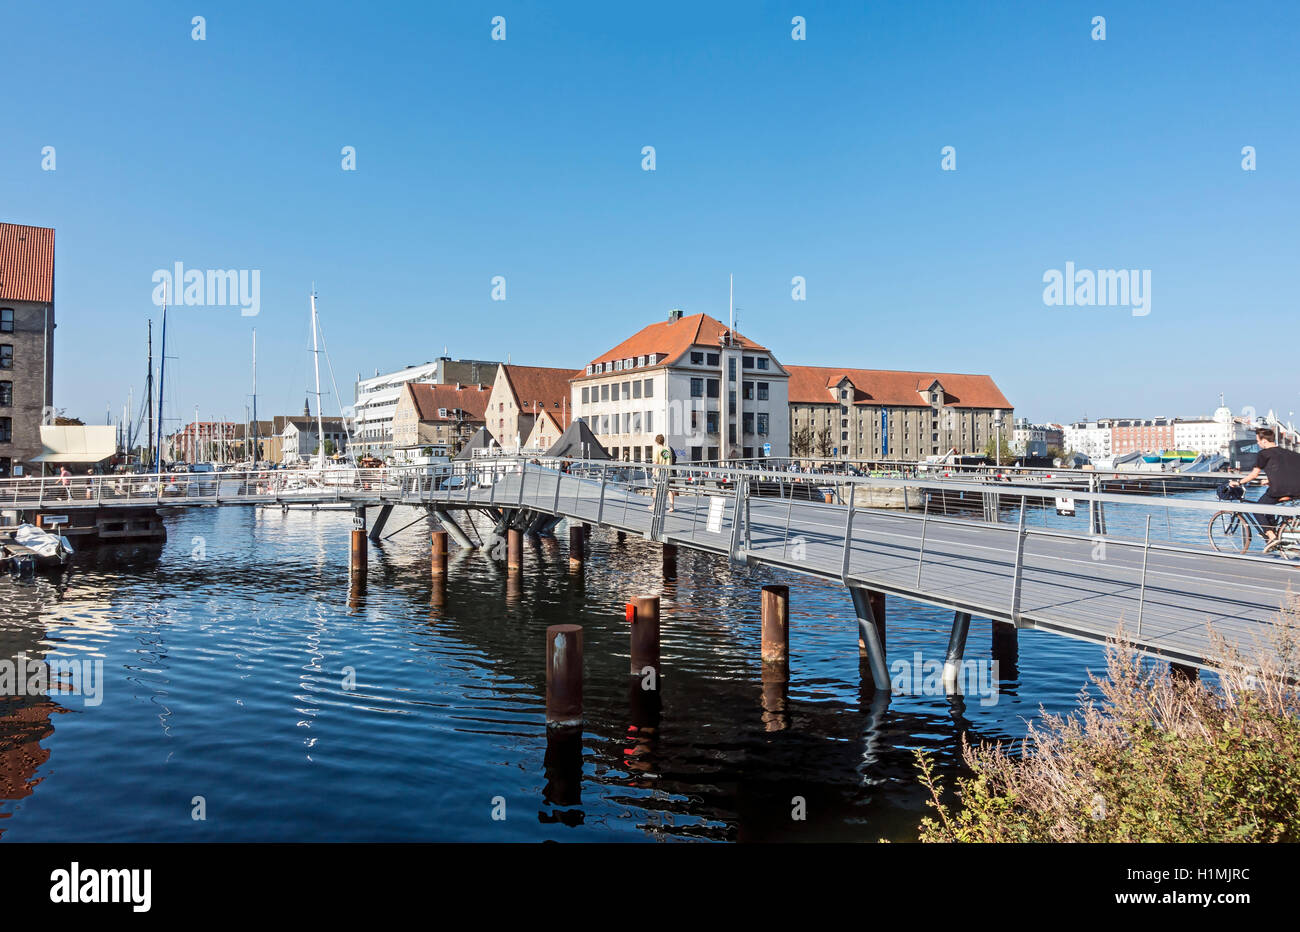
[{"left": 4, "top": 0, "right": 1298, "bottom": 431}]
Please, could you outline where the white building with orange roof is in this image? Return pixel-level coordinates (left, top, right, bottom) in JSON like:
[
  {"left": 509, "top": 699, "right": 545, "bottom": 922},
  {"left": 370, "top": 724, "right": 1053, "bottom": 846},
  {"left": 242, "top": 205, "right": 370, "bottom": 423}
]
[{"left": 572, "top": 309, "right": 790, "bottom": 463}]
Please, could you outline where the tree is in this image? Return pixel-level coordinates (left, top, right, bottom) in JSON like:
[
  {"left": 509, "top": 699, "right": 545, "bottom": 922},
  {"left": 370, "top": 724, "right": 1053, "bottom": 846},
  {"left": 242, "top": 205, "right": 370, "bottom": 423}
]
[
  {"left": 815, "top": 427, "right": 833, "bottom": 458},
  {"left": 790, "top": 426, "right": 815, "bottom": 458},
  {"left": 983, "top": 430, "right": 1015, "bottom": 465}
]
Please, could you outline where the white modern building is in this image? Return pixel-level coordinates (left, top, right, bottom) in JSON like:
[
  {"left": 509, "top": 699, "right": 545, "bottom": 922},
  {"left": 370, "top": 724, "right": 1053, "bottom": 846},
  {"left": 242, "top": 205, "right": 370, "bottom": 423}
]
[
  {"left": 572, "top": 310, "right": 790, "bottom": 462},
  {"left": 352, "top": 357, "right": 499, "bottom": 461},
  {"left": 1064, "top": 421, "right": 1111, "bottom": 462}
]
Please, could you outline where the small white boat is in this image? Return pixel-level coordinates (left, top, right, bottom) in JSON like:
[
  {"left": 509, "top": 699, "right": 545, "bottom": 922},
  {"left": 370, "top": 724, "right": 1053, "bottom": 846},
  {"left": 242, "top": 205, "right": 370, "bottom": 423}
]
[{"left": 4, "top": 523, "right": 75, "bottom": 571}]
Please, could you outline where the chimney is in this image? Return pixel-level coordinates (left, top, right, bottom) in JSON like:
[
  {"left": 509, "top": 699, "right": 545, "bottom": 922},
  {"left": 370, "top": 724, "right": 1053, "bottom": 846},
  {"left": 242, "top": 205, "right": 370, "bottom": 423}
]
[{"left": 668, "top": 308, "right": 683, "bottom": 322}]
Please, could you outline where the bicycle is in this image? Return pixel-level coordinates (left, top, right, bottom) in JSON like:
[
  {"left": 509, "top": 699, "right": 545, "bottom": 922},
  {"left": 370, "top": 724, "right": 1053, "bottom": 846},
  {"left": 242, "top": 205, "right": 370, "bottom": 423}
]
[{"left": 1208, "top": 482, "right": 1300, "bottom": 558}]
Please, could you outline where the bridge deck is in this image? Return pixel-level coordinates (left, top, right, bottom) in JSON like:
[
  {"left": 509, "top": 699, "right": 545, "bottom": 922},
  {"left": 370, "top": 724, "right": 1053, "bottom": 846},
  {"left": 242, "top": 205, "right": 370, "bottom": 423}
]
[
  {"left": 3, "top": 464, "right": 1295, "bottom": 672},
  {"left": 454, "top": 469, "right": 1296, "bottom": 672}
]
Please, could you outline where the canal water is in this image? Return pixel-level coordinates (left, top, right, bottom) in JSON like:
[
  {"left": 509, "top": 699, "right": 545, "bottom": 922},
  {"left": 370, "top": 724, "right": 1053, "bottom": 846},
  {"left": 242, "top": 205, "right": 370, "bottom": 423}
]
[{"left": 0, "top": 494, "right": 1228, "bottom": 842}]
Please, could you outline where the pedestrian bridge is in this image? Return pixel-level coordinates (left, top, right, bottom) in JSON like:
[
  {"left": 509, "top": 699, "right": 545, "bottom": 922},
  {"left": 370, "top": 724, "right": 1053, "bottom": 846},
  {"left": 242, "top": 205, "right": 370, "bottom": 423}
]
[{"left": 3, "top": 459, "right": 1296, "bottom": 681}]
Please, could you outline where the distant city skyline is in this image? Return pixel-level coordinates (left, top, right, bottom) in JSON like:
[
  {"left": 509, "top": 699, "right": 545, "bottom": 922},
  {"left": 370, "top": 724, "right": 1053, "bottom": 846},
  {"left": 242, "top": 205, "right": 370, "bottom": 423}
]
[{"left": 4, "top": 1, "right": 1297, "bottom": 430}]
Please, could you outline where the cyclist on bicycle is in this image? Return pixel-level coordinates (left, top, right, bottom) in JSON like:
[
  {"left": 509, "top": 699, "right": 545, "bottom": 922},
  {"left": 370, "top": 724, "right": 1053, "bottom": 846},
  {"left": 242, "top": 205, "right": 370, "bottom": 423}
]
[{"left": 1229, "top": 427, "right": 1300, "bottom": 549}]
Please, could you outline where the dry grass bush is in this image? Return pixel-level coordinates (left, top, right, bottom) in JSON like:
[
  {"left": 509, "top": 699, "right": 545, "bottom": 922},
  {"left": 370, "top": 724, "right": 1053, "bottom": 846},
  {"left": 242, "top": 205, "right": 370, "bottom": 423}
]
[{"left": 916, "top": 595, "right": 1300, "bottom": 842}]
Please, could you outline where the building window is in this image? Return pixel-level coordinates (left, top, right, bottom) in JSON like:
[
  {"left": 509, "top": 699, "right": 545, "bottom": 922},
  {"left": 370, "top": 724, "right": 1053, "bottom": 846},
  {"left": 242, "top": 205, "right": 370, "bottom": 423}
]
[
  {"left": 0, "top": 309, "right": 12, "bottom": 333},
  {"left": 0, "top": 418, "right": 10, "bottom": 443},
  {"left": 756, "top": 357, "right": 768, "bottom": 370},
  {"left": 742, "top": 381, "right": 754, "bottom": 401},
  {"left": 601, "top": 384, "right": 610, "bottom": 402},
  {"left": 622, "top": 381, "right": 630, "bottom": 399},
  {"left": 645, "top": 411, "right": 653, "bottom": 432},
  {"left": 757, "top": 382, "right": 769, "bottom": 401},
  {"left": 643, "top": 379, "right": 653, "bottom": 398},
  {"left": 706, "top": 379, "right": 719, "bottom": 399},
  {"left": 691, "top": 351, "right": 704, "bottom": 365},
  {"left": 706, "top": 352, "right": 719, "bottom": 366},
  {"left": 757, "top": 413, "right": 769, "bottom": 435},
  {"left": 690, "top": 378, "right": 703, "bottom": 398},
  {"left": 743, "top": 412, "right": 754, "bottom": 434},
  {"left": 690, "top": 410, "right": 699, "bottom": 430},
  {"left": 0, "top": 345, "right": 10, "bottom": 369},
  {"left": 581, "top": 386, "right": 590, "bottom": 405},
  {"left": 0, "top": 382, "right": 10, "bottom": 407},
  {"left": 742, "top": 355, "right": 755, "bottom": 369},
  {"left": 690, "top": 446, "right": 702, "bottom": 461},
  {"left": 706, "top": 411, "right": 719, "bottom": 434},
  {"left": 632, "top": 380, "right": 642, "bottom": 399}
]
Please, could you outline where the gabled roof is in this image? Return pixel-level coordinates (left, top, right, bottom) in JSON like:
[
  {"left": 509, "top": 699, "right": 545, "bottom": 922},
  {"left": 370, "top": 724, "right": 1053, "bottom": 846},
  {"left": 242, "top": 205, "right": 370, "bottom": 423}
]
[
  {"left": 499, "top": 365, "right": 579, "bottom": 424},
  {"left": 454, "top": 426, "right": 499, "bottom": 460},
  {"left": 787, "top": 365, "right": 1012, "bottom": 410},
  {"left": 545, "top": 419, "right": 611, "bottom": 459},
  {"left": 0, "top": 223, "right": 55, "bottom": 303},
  {"left": 580, "top": 313, "right": 769, "bottom": 374},
  {"left": 406, "top": 382, "right": 490, "bottom": 422}
]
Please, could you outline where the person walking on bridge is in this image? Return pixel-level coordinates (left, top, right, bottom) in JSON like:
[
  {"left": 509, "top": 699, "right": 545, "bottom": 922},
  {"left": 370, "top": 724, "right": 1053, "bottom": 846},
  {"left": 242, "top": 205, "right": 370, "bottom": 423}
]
[
  {"left": 652, "top": 433, "right": 676, "bottom": 512},
  {"left": 1230, "top": 427, "right": 1300, "bottom": 550}
]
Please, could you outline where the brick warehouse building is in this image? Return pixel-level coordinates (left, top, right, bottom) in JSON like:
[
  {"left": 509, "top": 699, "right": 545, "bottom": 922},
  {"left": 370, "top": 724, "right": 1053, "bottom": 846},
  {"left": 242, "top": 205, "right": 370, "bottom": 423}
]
[
  {"left": 786, "top": 365, "right": 1012, "bottom": 461},
  {"left": 0, "top": 223, "right": 56, "bottom": 478}
]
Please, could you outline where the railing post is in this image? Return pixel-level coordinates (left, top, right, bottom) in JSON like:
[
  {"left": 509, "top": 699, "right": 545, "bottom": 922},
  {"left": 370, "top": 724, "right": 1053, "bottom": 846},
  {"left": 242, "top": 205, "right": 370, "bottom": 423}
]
[
  {"left": 597, "top": 469, "right": 607, "bottom": 523},
  {"left": 727, "top": 476, "right": 745, "bottom": 560},
  {"left": 916, "top": 495, "right": 930, "bottom": 589},
  {"left": 840, "top": 487, "right": 856, "bottom": 585},
  {"left": 1137, "top": 515, "right": 1152, "bottom": 637},
  {"left": 1010, "top": 494, "right": 1028, "bottom": 624}
]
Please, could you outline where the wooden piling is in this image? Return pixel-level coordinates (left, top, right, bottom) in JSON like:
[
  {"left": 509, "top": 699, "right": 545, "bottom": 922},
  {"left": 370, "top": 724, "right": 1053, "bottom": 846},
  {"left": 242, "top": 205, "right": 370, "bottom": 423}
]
[
  {"left": 629, "top": 596, "right": 661, "bottom": 679},
  {"left": 507, "top": 528, "right": 523, "bottom": 569},
  {"left": 991, "top": 619, "right": 1019, "bottom": 680},
  {"left": 568, "top": 523, "right": 584, "bottom": 567},
  {"left": 349, "top": 528, "right": 367, "bottom": 580},
  {"left": 761, "top": 584, "right": 790, "bottom": 670},
  {"left": 662, "top": 542, "right": 677, "bottom": 581},
  {"left": 545, "top": 624, "right": 583, "bottom": 729},
  {"left": 431, "top": 529, "right": 448, "bottom": 576}
]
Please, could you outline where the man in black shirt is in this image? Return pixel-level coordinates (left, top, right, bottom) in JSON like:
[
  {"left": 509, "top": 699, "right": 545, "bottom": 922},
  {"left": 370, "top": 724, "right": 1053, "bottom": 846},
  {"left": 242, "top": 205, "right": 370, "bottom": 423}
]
[{"left": 1230, "top": 428, "right": 1300, "bottom": 547}]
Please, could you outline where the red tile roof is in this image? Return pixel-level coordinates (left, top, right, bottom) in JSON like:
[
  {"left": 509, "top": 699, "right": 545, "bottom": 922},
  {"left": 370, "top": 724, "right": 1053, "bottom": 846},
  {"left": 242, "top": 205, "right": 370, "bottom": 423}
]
[
  {"left": 407, "top": 382, "right": 491, "bottom": 421},
  {"left": 500, "top": 365, "right": 580, "bottom": 426},
  {"left": 0, "top": 223, "right": 55, "bottom": 303},
  {"left": 787, "top": 365, "right": 1012, "bottom": 410},
  {"left": 581, "top": 313, "right": 768, "bottom": 374}
]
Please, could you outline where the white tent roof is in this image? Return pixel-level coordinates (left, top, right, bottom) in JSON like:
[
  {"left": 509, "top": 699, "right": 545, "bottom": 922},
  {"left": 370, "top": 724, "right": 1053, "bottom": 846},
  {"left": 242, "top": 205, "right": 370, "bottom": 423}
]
[{"left": 33, "top": 425, "right": 118, "bottom": 463}]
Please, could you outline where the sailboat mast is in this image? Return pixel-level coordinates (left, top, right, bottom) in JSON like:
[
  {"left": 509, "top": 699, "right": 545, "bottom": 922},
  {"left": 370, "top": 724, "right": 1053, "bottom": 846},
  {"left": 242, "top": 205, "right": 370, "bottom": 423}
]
[
  {"left": 251, "top": 328, "right": 259, "bottom": 463},
  {"left": 311, "top": 289, "right": 326, "bottom": 469},
  {"left": 146, "top": 319, "right": 155, "bottom": 467},
  {"left": 154, "top": 292, "right": 168, "bottom": 474}
]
